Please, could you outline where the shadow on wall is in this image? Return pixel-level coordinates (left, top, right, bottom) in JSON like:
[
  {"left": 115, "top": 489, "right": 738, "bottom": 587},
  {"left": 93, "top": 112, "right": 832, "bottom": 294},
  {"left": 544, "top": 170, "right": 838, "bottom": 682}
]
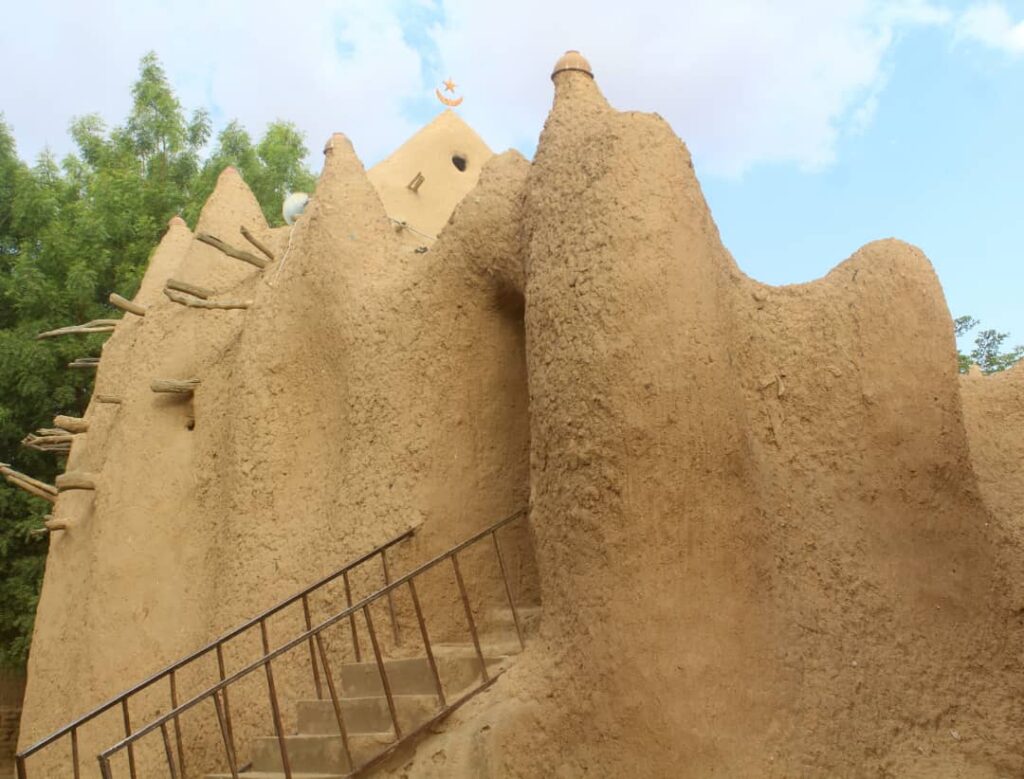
[{"left": 0, "top": 670, "right": 26, "bottom": 779}]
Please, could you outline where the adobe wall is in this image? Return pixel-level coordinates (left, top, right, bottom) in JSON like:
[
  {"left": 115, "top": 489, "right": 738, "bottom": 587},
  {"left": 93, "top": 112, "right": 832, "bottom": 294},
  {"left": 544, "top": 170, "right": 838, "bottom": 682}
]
[
  {"left": 381, "top": 60, "right": 1024, "bottom": 779},
  {"left": 18, "top": 138, "right": 531, "bottom": 777}
]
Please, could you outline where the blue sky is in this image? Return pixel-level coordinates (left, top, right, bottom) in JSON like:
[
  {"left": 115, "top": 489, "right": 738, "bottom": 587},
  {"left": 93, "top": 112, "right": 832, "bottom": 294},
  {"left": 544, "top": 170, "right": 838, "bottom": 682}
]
[
  {"left": 700, "top": 19, "right": 1024, "bottom": 346},
  {"left": 0, "top": 0, "right": 1021, "bottom": 347}
]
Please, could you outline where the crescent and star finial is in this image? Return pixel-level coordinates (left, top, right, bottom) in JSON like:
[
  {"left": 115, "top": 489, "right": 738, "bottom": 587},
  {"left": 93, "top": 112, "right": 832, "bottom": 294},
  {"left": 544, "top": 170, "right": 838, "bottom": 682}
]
[{"left": 435, "top": 77, "right": 463, "bottom": 107}]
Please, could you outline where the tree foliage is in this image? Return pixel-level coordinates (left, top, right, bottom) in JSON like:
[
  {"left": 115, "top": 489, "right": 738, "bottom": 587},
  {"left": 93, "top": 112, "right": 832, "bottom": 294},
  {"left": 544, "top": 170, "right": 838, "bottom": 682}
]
[
  {"left": 0, "top": 53, "right": 314, "bottom": 668},
  {"left": 183, "top": 120, "right": 315, "bottom": 227},
  {"left": 955, "top": 315, "right": 1024, "bottom": 375}
]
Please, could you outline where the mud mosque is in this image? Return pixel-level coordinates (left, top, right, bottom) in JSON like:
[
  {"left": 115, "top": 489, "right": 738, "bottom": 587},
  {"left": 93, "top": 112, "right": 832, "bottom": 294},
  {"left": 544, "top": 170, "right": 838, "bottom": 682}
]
[{"left": 4, "top": 51, "right": 1023, "bottom": 778}]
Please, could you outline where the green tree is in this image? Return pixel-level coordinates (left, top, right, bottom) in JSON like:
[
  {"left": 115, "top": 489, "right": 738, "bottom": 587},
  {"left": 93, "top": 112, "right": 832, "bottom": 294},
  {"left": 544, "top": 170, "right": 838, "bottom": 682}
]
[
  {"left": 955, "top": 315, "right": 1024, "bottom": 375},
  {"left": 184, "top": 119, "right": 316, "bottom": 227},
  {"left": 0, "top": 53, "right": 315, "bottom": 668}
]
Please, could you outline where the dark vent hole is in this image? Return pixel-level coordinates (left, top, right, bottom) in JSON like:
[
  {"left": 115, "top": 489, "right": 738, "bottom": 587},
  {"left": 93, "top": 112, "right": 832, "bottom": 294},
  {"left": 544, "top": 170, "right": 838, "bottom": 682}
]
[{"left": 452, "top": 154, "right": 467, "bottom": 172}]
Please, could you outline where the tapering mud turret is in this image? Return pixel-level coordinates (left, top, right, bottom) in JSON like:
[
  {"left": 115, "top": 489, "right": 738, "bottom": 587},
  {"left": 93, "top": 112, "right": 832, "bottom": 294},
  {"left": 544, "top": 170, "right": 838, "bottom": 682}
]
[
  {"left": 179, "top": 166, "right": 269, "bottom": 290},
  {"left": 132, "top": 215, "right": 192, "bottom": 307}
]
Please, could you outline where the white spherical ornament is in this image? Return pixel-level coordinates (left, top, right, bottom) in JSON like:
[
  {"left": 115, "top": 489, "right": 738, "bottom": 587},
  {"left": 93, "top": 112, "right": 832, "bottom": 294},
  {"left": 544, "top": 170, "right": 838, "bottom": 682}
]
[{"left": 283, "top": 192, "right": 310, "bottom": 225}]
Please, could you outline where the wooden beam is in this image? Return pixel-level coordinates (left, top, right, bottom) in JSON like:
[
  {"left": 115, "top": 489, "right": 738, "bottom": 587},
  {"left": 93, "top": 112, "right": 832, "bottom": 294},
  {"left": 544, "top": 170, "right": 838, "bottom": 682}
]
[
  {"left": 21, "top": 433, "right": 74, "bottom": 453},
  {"left": 196, "top": 232, "right": 269, "bottom": 269},
  {"left": 1, "top": 467, "right": 57, "bottom": 503},
  {"left": 109, "top": 293, "right": 147, "bottom": 316},
  {"left": 240, "top": 225, "right": 276, "bottom": 261},
  {"left": 68, "top": 358, "right": 100, "bottom": 370},
  {"left": 95, "top": 394, "right": 122, "bottom": 404},
  {"left": 166, "top": 278, "right": 213, "bottom": 300},
  {"left": 55, "top": 472, "right": 97, "bottom": 492},
  {"left": 0, "top": 466, "right": 57, "bottom": 495},
  {"left": 38, "top": 322, "right": 116, "bottom": 340},
  {"left": 151, "top": 378, "right": 200, "bottom": 394},
  {"left": 44, "top": 518, "right": 69, "bottom": 531},
  {"left": 164, "top": 288, "right": 251, "bottom": 310},
  {"left": 54, "top": 415, "right": 88, "bottom": 433}
]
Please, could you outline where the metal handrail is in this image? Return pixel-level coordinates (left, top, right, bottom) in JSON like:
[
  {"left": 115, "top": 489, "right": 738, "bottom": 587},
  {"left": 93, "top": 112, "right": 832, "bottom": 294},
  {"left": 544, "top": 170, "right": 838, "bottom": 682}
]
[
  {"left": 96, "top": 507, "right": 529, "bottom": 779},
  {"left": 15, "top": 525, "right": 416, "bottom": 778}
]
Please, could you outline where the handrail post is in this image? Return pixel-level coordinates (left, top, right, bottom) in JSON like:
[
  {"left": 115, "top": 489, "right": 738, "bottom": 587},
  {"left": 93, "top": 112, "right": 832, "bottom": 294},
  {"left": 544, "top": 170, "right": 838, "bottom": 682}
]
[
  {"left": 160, "top": 722, "right": 180, "bottom": 779},
  {"left": 301, "top": 594, "right": 324, "bottom": 699},
  {"left": 214, "top": 643, "right": 237, "bottom": 764},
  {"left": 408, "top": 578, "right": 446, "bottom": 707},
  {"left": 98, "top": 755, "right": 114, "bottom": 779},
  {"left": 212, "top": 691, "right": 240, "bottom": 779},
  {"left": 363, "top": 605, "right": 403, "bottom": 739},
  {"left": 260, "top": 619, "right": 293, "bottom": 779},
  {"left": 342, "top": 570, "right": 361, "bottom": 662},
  {"left": 15, "top": 754, "right": 26, "bottom": 779},
  {"left": 381, "top": 548, "right": 401, "bottom": 647},
  {"left": 169, "top": 670, "right": 187, "bottom": 778},
  {"left": 491, "top": 529, "right": 525, "bottom": 649},
  {"left": 452, "top": 553, "right": 489, "bottom": 682},
  {"left": 121, "top": 698, "right": 138, "bottom": 779},
  {"left": 313, "top": 632, "right": 353, "bottom": 769},
  {"left": 71, "top": 726, "right": 80, "bottom": 779}
]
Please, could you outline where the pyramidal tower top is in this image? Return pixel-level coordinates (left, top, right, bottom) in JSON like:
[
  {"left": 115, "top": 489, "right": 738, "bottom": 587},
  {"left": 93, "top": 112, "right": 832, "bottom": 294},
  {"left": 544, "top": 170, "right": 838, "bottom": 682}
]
[{"left": 367, "top": 110, "right": 493, "bottom": 242}]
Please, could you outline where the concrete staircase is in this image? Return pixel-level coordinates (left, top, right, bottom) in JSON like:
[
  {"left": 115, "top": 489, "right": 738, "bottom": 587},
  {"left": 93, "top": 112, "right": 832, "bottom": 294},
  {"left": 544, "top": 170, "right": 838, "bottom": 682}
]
[{"left": 207, "top": 607, "right": 539, "bottom": 778}]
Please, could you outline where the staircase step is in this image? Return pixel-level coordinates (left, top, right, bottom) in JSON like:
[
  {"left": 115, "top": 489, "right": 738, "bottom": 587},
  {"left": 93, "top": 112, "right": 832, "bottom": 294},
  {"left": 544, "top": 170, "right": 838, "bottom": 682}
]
[
  {"left": 485, "top": 605, "right": 542, "bottom": 633},
  {"left": 206, "top": 773, "right": 345, "bottom": 779},
  {"left": 297, "top": 694, "right": 438, "bottom": 734},
  {"left": 339, "top": 653, "right": 503, "bottom": 697},
  {"left": 251, "top": 733, "right": 393, "bottom": 774}
]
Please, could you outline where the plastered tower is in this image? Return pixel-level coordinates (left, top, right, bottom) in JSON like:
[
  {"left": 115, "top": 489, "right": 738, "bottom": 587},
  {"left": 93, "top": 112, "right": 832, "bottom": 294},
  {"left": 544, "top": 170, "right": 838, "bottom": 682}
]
[{"left": 375, "top": 52, "right": 1024, "bottom": 778}]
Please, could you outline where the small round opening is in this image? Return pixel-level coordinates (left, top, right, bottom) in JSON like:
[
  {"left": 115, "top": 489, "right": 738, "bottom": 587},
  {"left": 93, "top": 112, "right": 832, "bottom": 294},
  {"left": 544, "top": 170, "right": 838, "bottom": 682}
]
[{"left": 451, "top": 154, "right": 467, "bottom": 172}]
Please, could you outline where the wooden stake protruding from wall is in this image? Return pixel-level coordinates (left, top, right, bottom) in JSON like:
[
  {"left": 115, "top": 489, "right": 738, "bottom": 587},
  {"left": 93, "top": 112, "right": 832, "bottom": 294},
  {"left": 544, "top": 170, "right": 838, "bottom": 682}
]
[
  {"left": 44, "top": 517, "right": 69, "bottom": 531},
  {"left": 55, "top": 472, "right": 97, "bottom": 492},
  {"left": 68, "top": 358, "right": 100, "bottom": 370},
  {"left": 151, "top": 378, "right": 200, "bottom": 395},
  {"left": 164, "top": 288, "right": 251, "bottom": 310},
  {"left": 240, "top": 226, "right": 276, "bottom": 261},
  {"left": 1, "top": 465, "right": 57, "bottom": 503},
  {"left": 109, "top": 293, "right": 147, "bottom": 316},
  {"left": 407, "top": 172, "right": 425, "bottom": 193},
  {"left": 166, "top": 278, "right": 213, "bottom": 300},
  {"left": 196, "top": 233, "right": 269, "bottom": 269},
  {"left": 22, "top": 431, "right": 74, "bottom": 454},
  {"left": 95, "top": 394, "right": 123, "bottom": 404},
  {"left": 53, "top": 415, "right": 88, "bottom": 433},
  {"left": 38, "top": 320, "right": 118, "bottom": 340}
]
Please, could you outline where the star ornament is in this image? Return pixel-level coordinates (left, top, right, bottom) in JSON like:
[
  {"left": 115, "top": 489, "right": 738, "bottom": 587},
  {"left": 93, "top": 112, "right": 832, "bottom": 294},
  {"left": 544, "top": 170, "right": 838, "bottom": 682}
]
[{"left": 435, "top": 78, "right": 464, "bottom": 107}]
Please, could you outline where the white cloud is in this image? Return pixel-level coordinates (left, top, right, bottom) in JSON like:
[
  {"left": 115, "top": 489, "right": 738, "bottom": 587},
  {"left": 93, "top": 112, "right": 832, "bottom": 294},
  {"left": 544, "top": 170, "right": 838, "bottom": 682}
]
[
  {"left": 430, "top": 0, "right": 951, "bottom": 176},
  {"left": 0, "top": 0, "right": 952, "bottom": 178},
  {"left": 955, "top": 2, "right": 1024, "bottom": 55},
  {"left": 0, "top": 0, "right": 426, "bottom": 167}
]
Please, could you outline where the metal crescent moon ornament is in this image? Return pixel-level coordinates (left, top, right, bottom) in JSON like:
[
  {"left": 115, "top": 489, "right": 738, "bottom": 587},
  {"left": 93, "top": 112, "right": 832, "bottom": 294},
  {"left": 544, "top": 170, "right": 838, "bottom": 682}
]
[
  {"left": 435, "top": 89, "right": 463, "bottom": 107},
  {"left": 436, "top": 78, "right": 463, "bottom": 107}
]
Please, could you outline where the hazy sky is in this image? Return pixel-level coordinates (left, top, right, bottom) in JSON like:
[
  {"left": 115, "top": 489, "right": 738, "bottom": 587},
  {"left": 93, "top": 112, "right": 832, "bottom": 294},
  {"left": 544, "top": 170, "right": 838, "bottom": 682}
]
[{"left": 1, "top": 0, "right": 1021, "bottom": 344}]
